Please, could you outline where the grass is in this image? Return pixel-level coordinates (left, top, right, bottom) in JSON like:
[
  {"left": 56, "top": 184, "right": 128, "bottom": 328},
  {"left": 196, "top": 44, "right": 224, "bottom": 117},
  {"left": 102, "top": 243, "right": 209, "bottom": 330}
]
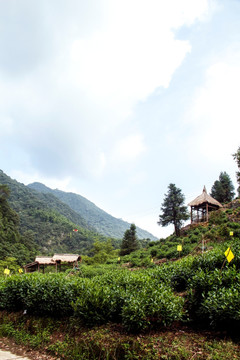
[{"left": 0, "top": 311, "right": 240, "bottom": 359}]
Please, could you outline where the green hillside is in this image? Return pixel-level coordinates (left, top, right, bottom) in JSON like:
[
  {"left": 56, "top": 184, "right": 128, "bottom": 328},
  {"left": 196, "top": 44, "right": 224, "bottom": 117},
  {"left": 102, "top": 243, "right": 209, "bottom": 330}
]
[
  {"left": 1, "top": 200, "right": 240, "bottom": 358},
  {"left": 0, "top": 170, "right": 109, "bottom": 260},
  {"left": 119, "top": 199, "right": 240, "bottom": 267},
  {"left": 28, "top": 182, "right": 158, "bottom": 240},
  {"left": 0, "top": 184, "right": 37, "bottom": 265}
]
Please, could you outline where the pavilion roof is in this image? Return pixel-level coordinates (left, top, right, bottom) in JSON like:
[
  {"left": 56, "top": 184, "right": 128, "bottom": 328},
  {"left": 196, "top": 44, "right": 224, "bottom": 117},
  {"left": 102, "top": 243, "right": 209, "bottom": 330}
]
[{"left": 188, "top": 186, "right": 223, "bottom": 208}]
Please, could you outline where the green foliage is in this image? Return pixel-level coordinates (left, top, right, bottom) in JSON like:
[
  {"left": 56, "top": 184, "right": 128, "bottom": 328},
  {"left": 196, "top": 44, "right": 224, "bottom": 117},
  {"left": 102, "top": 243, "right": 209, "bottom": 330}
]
[
  {"left": 0, "top": 268, "right": 184, "bottom": 333},
  {"left": 28, "top": 181, "right": 157, "bottom": 240},
  {"left": 187, "top": 266, "right": 240, "bottom": 329},
  {"left": 158, "top": 183, "right": 189, "bottom": 236},
  {"left": 120, "top": 223, "right": 139, "bottom": 256},
  {"left": 0, "top": 171, "right": 112, "bottom": 261},
  {"left": 210, "top": 171, "right": 235, "bottom": 204},
  {"left": 72, "top": 280, "right": 123, "bottom": 326},
  {"left": 121, "top": 283, "right": 184, "bottom": 332},
  {"left": 0, "top": 184, "right": 38, "bottom": 265},
  {"left": 0, "top": 257, "right": 20, "bottom": 276},
  {"left": 199, "top": 285, "right": 240, "bottom": 329},
  {"left": 1, "top": 313, "right": 240, "bottom": 360}
]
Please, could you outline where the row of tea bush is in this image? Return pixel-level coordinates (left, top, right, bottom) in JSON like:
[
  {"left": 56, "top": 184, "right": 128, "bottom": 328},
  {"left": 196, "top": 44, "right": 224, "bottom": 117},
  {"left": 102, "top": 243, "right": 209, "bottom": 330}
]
[{"left": 0, "top": 244, "right": 239, "bottom": 332}]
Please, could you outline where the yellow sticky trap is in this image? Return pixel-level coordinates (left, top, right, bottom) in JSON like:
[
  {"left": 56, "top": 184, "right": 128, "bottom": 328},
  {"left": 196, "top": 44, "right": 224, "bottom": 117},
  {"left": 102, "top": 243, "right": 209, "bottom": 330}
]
[
  {"left": 224, "top": 248, "right": 234, "bottom": 263},
  {"left": 177, "top": 245, "right": 182, "bottom": 252},
  {"left": 230, "top": 231, "right": 234, "bottom": 236},
  {"left": 18, "top": 268, "right": 23, "bottom": 274},
  {"left": 4, "top": 268, "right": 10, "bottom": 275}
]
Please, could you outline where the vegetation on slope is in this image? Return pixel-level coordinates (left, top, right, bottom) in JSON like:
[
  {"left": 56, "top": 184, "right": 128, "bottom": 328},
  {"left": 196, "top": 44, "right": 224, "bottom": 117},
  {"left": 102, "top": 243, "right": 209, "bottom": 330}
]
[
  {"left": 0, "top": 198, "right": 240, "bottom": 358},
  {"left": 119, "top": 200, "right": 240, "bottom": 267},
  {"left": 0, "top": 170, "right": 111, "bottom": 260},
  {"left": 0, "top": 184, "right": 38, "bottom": 265},
  {"left": 28, "top": 182, "right": 157, "bottom": 240}
]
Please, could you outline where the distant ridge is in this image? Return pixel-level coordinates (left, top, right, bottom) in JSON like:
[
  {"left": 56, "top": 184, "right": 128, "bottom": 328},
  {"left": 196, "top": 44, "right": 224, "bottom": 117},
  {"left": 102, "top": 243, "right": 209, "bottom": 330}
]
[{"left": 28, "top": 182, "right": 158, "bottom": 240}]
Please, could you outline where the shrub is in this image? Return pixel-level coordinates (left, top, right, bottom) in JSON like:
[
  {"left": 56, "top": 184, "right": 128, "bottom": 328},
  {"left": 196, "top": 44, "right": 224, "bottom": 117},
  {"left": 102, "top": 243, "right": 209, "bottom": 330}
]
[
  {"left": 122, "top": 284, "right": 184, "bottom": 332},
  {"left": 72, "top": 280, "right": 125, "bottom": 325},
  {"left": 198, "top": 285, "right": 240, "bottom": 329},
  {"left": 186, "top": 267, "right": 240, "bottom": 323},
  {"left": 0, "top": 275, "right": 32, "bottom": 311},
  {"left": 23, "top": 273, "right": 83, "bottom": 316}
]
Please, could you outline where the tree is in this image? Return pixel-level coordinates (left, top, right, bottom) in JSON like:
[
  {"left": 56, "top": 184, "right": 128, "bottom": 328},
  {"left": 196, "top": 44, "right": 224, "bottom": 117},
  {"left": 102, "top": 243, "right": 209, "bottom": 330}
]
[
  {"left": 120, "top": 223, "right": 139, "bottom": 256},
  {"left": 210, "top": 172, "right": 235, "bottom": 203},
  {"left": 158, "top": 183, "right": 189, "bottom": 237},
  {"left": 233, "top": 146, "right": 240, "bottom": 197}
]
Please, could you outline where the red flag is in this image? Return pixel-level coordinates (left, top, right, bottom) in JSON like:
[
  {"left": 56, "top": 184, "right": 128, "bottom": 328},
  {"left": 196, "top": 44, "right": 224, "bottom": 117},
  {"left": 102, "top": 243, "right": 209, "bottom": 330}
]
[{"left": 73, "top": 229, "right": 78, "bottom": 232}]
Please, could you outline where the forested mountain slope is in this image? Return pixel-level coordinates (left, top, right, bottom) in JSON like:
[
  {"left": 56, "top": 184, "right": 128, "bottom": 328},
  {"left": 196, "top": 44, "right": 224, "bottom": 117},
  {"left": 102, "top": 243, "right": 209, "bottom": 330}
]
[
  {"left": 0, "top": 183, "right": 37, "bottom": 264},
  {"left": 0, "top": 170, "right": 108, "bottom": 259},
  {"left": 28, "top": 182, "right": 157, "bottom": 240}
]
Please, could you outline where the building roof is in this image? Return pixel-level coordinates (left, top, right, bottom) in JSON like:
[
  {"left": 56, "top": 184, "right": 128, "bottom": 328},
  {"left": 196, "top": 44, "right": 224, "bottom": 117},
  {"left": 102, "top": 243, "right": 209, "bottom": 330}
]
[
  {"left": 188, "top": 186, "right": 223, "bottom": 208},
  {"left": 52, "top": 254, "right": 81, "bottom": 262},
  {"left": 34, "top": 254, "right": 81, "bottom": 265},
  {"left": 35, "top": 256, "right": 56, "bottom": 265}
]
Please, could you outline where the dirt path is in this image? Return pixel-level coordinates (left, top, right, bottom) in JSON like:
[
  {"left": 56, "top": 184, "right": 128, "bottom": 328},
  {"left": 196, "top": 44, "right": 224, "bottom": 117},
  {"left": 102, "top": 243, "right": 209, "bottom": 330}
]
[
  {"left": 0, "top": 339, "right": 57, "bottom": 360},
  {"left": 0, "top": 349, "right": 32, "bottom": 359}
]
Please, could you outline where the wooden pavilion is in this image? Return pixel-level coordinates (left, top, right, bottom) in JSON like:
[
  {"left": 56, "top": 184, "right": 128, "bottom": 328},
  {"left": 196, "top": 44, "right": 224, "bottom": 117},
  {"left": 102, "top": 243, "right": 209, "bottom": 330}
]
[
  {"left": 24, "top": 254, "right": 81, "bottom": 273},
  {"left": 188, "top": 186, "right": 222, "bottom": 224}
]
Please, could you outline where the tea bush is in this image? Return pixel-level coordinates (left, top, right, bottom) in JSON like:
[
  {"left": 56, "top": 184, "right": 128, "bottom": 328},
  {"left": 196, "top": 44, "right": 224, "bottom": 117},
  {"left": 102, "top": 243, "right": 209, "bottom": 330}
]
[
  {"left": 0, "top": 275, "right": 32, "bottom": 311},
  {"left": 170, "top": 257, "right": 195, "bottom": 291},
  {"left": 121, "top": 283, "right": 184, "bottom": 332},
  {"left": 22, "top": 273, "right": 81, "bottom": 316},
  {"left": 186, "top": 267, "right": 240, "bottom": 324},
  {"left": 0, "top": 273, "right": 83, "bottom": 316},
  {"left": 198, "top": 285, "right": 240, "bottom": 329},
  {"left": 72, "top": 280, "right": 125, "bottom": 325},
  {"left": 0, "top": 241, "right": 239, "bottom": 334}
]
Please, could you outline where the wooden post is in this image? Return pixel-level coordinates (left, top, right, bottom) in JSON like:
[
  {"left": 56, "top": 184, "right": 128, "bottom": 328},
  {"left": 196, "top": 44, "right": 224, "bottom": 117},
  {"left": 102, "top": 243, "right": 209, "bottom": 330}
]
[{"left": 206, "top": 203, "right": 209, "bottom": 222}]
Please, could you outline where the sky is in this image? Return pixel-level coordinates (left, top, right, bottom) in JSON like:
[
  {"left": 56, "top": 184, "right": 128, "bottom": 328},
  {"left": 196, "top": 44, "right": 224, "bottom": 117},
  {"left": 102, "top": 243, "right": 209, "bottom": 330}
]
[{"left": 0, "top": 0, "right": 240, "bottom": 238}]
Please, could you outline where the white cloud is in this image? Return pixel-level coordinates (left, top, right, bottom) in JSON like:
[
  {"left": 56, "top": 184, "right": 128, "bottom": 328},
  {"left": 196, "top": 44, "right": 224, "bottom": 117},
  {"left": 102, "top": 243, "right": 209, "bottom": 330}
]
[
  {"left": 9, "top": 169, "right": 73, "bottom": 192},
  {"left": 69, "top": 0, "right": 212, "bottom": 114},
  {"left": 186, "top": 51, "right": 240, "bottom": 164},
  {"left": 112, "top": 134, "right": 146, "bottom": 162}
]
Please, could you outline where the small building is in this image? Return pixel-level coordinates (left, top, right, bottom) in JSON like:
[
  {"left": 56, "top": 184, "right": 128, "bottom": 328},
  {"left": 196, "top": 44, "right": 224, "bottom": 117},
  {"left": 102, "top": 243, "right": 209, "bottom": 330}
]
[
  {"left": 52, "top": 254, "right": 81, "bottom": 272},
  {"left": 24, "top": 254, "right": 81, "bottom": 273},
  {"left": 188, "top": 186, "right": 222, "bottom": 224}
]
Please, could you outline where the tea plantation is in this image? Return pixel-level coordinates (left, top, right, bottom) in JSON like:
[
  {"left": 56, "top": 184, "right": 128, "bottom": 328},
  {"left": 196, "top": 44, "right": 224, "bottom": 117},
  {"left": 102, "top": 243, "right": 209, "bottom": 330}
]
[{"left": 1, "top": 203, "right": 240, "bottom": 359}]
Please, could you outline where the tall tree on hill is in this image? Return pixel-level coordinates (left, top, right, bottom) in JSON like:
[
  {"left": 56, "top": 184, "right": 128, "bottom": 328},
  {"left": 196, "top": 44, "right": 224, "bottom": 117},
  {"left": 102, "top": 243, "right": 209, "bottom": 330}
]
[
  {"left": 210, "top": 172, "right": 235, "bottom": 204},
  {"left": 158, "top": 183, "right": 189, "bottom": 237},
  {"left": 120, "top": 223, "right": 139, "bottom": 256},
  {"left": 233, "top": 146, "right": 240, "bottom": 197}
]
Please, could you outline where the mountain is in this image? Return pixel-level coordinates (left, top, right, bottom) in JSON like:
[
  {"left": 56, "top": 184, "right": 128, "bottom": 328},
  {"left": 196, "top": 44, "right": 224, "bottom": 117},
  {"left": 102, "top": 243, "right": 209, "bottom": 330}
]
[
  {"left": 0, "top": 170, "right": 109, "bottom": 258},
  {"left": 28, "top": 182, "right": 158, "bottom": 240},
  {"left": 0, "top": 170, "right": 157, "bottom": 263}
]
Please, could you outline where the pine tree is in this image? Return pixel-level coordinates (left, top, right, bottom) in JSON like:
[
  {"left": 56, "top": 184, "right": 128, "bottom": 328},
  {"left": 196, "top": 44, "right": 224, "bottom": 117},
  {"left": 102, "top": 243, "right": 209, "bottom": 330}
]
[
  {"left": 120, "top": 223, "right": 138, "bottom": 256},
  {"left": 210, "top": 172, "right": 235, "bottom": 203},
  {"left": 158, "top": 183, "right": 189, "bottom": 237}
]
